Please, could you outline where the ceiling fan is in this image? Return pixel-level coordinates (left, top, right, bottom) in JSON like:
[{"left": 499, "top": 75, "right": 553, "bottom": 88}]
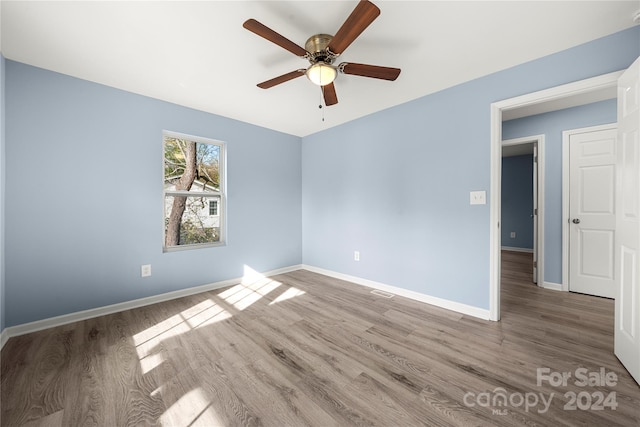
[{"left": 243, "top": 0, "right": 401, "bottom": 107}]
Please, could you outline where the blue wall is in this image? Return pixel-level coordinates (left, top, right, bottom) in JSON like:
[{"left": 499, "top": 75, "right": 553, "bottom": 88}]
[
  {"left": 503, "top": 99, "right": 617, "bottom": 285},
  {"left": 502, "top": 154, "right": 534, "bottom": 250},
  {"left": 3, "top": 27, "right": 638, "bottom": 327},
  {"left": 302, "top": 27, "right": 639, "bottom": 310},
  {"left": 4, "top": 61, "right": 302, "bottom": 327}
]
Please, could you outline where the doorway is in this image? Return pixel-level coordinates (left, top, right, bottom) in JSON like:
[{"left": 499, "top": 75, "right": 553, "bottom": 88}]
[
  {"left": 501, "top": 136, "right": 544, "bottom": 286},
  {"left": 489, "top": 71, "right": 623, "bottom": 321}
]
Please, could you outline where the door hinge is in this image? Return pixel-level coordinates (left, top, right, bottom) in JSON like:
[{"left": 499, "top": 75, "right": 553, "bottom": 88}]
[
  {"left": 533, "top": 261, "right": 537, "bottom": 268},
  {"left": 534, "top": 156, "right": 538, "bottom": 163},
  {"left": 534, "top": 208, "right": 538, "bottom": 215}
]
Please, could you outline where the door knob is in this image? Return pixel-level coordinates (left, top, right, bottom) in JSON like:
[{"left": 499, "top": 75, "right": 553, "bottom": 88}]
[{"left": 572, "top": 218, "right": 581, "bottom": 224}]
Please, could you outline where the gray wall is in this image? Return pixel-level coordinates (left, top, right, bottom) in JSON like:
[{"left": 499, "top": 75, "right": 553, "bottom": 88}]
[
  {"left": 503, "top": 99, "right": 617, "bottom": 284},
  {"left": 5, "top": 62, "right": 302, "bottom": 326}
]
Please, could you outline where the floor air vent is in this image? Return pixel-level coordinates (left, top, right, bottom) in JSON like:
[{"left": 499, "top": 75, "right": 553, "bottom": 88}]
[{"left": 370, "top": 289, "right": 394, "bottom": 299}]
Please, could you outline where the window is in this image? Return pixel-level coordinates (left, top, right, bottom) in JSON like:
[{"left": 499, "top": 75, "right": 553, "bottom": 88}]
[
  {"left": 163, "top": 131, "right": 225, "bottom": 251},
  {"left": 209, "top": 200, "right": 218, "bottom": 216}
]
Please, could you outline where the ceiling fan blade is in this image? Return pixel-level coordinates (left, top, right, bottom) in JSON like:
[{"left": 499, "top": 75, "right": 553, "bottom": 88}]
[
  {"left": 339, "top": 62, "right": 401, "bottom": 81},
  {"left": 323, "top": 82, "right": 338, "bottom": 106},
  {"left": 257, "top": 70, "right": 306, "bottom": 89},
  {"left": 243, "top": 19, "right": 308, "bottom": 57},
  {"left": 327, "top": 0, "right": 380, "bottom": 55}
]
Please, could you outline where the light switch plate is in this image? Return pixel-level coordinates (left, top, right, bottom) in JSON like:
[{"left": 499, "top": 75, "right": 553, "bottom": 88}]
[
  {"left": 470, "top": 191, "right": 486, "bottom": 205},
  {"left": 141, "top": 264, "right": 152, "bottom": 277}
]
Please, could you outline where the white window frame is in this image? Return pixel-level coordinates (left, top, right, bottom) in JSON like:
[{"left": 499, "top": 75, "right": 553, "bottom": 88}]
[{"left": 163, "top": 130, "right": 226, "bottom": 252}]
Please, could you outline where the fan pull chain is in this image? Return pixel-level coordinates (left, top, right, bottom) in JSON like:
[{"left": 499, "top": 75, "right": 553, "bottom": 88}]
[{"left": 319, "top": 87, "right": 325, "bottom": 122}]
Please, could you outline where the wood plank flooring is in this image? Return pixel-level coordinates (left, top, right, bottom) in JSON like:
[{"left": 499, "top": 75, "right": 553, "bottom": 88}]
[{"left": 2, "top": 252, "right": 639, "bottom": 426}]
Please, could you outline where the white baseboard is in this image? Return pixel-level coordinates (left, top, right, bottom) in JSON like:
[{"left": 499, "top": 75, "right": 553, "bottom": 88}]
[
  {"left": 1, "top": 262, "right": 493, "bottom": 348},
  {"left": 0, "top": 329, "right": 8, "bottom": 350},
  {"left": 501, "top": 246, "right": 534, "bottom": 253},
  {"left": 541, "top": 281, "right": 563, "bottom": 291},
  {"left": 301, "top": 264, "right": 491, "bottom": 321},
  {"left": 1, "top": 264, "right": 303, "bottom": 345}
]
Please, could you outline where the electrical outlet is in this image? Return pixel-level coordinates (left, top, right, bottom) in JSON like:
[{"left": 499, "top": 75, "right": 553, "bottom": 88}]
[
  {"left": 470, "top": 191, "right": 486, "bottom": 205},
  {"left": 510, "top": 232, "right": 516, "bottom": 238},
  {"left": 141, "top": 264, "right": 152, "bottom": 277},
  {"left": 354, "top": 251, "right": 360, "bottom": 261}
]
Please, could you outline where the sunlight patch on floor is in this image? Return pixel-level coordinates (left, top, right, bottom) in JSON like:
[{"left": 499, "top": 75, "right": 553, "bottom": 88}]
[
  {"left": 140, "top": 351, "right": 165, "bottom": 375},
  {"left": 131, "top": 265, "right": 308, "bottom": 423},
  {"left": 218, "top": 284, "right": 264, "bottom": 310},
  {"left": 160, "top": 387, "right": 223, "bottom": 427},
  {"left": 181, "top": 299, "right": 217, "bottom": 319},
  {"left": 217, "top": 265, "right": 283, "bottom": 310},
  {"left": 133, "top": 299, "right": 231, "bottom": 360},
  {"left": 270, "top": 286, "right": 306, "bottom": 305},
  {"left": 193, "top": 302, "right": 233, "bottom": 329},
  {"left": 133, "top": 313, "right": 193, "bottom": 359},
  {"left": 132, "top": 265, "right": 286, "bottom": 363}
]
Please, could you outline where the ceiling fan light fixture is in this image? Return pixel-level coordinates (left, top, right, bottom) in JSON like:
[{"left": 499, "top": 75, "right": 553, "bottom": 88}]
[
  {"left": 244, "top": 1, "right": 399, "bottom": 106},
  {"left": 306, "top": 62, "right": 337, "bottom": 86}
]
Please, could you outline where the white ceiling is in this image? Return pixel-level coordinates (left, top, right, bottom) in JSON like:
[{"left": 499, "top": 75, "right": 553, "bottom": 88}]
[{"left": 2, "top": 1, "right": 638, "bottom": 137}]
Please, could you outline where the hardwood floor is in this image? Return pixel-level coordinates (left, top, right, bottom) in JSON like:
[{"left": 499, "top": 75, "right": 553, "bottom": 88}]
[{"left": 2, "top": 253, "right": 639, "bottom": 426}]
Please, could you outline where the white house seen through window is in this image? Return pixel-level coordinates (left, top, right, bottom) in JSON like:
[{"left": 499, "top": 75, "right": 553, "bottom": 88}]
[{"left": 163, "top": 131, "right": 225, "bottom": 251}]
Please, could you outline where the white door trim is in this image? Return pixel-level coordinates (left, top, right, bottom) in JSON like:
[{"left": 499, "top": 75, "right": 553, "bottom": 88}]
[
  {"left": 490, "top": 70, "right": 623, "bottom": 321},
  {"left": 561, "top": 123, "right": 617, "bottom": 292},
  {"left": 502, "top": 135, "right": 545, "bottom": 290}
]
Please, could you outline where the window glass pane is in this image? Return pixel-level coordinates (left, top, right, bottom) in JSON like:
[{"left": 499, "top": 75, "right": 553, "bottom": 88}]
[
  {"left": 163, "top": 132, "right": 224, "bottom": 251},
  {"left": 164, "top": 137, "right": 220, "bottom": 193},
  {"left": 165, "top": 195, "right": 221, "bottom": 246}
]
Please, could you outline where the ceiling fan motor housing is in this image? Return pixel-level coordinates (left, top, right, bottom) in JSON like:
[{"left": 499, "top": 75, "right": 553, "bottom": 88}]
[{"left": 305, "top": 34, "right": 337, "bottom": 64}]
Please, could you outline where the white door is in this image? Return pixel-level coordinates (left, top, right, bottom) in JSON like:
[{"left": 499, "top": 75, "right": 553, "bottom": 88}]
[
  {"left": 568, "top": 125, "right": 617, "bottom": 298},
  {"left": 615, "top": 56, "right": 640, "bottom": 385}
]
